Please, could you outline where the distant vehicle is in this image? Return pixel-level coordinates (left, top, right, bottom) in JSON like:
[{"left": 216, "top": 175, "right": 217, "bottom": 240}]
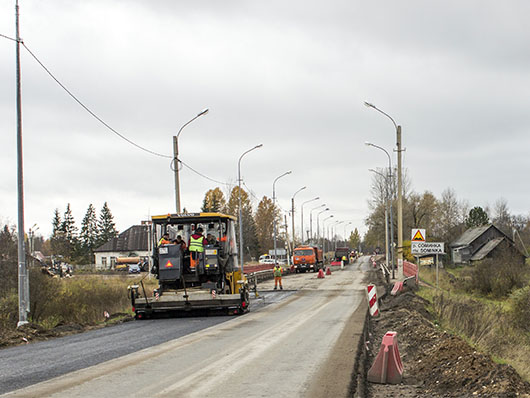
[
  {"left": 334, "top": 247, "right": 351, "bottom": 265},
  {"left": 115, "top": 264, "right": 128, "bottom": 272},
  {"left": 128, "top": 263, "right": 141, "bottom": 274},
  {"left": 292, "top": 246, "right": 323, "bottom": 273},
  {"left": 259, "top": 255, "right": 277, "bottom": 265}
]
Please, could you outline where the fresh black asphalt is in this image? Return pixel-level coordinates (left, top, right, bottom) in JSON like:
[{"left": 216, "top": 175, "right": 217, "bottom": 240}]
[{"left": 0, "top": 291, "right": 294, "bottom": 395}]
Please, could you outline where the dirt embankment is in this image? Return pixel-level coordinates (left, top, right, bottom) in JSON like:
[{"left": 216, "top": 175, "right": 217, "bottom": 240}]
[
  {"left": 0, "top": 313, "right": 133, "bottom": 349},
  {"left": 365, "top": 283, "right": 530, "bottom": 397}
]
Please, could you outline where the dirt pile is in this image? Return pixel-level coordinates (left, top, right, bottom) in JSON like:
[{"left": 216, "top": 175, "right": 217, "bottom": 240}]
[{"left": 367, "top": 290, "right": 530, "bottom": 397}]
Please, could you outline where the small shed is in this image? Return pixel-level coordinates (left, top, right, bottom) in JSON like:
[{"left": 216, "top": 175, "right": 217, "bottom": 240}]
[{"left": 450, "top": 224, "right": 524, "bottom": 265}]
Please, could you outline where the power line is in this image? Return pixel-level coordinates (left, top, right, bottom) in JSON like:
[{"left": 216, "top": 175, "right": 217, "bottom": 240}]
[
  {"left": 21, "top": 42, "right": 172, "bottom": 159},
  {"left": 2, "top": 35, "right": 232, "bottom": 187},
  {"left": 179, "top": 160, "right": 230, "bottom": 186},
  {"left": 242, "top": 181, "right": 260, "bottom": 202},
  {"left": 0, "top": 33, "right": 17, "bottom": 42}
]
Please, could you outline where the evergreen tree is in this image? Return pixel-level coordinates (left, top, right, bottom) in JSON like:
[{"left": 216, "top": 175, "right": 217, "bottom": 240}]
[
  {"left": 80, "top": 204, "right": 98, "bottom": 261},
  {"left": 61, "top": 203, "right": 78, "bottom": 242},
  {"left": 97, "top": 202, "right": 118, "bottom": 246},
  {"left": 465, "top": 206, "right": 489, "bottom": 228},
  {"left": 52, "top": 209, "right": 61, "bottom": 236}
]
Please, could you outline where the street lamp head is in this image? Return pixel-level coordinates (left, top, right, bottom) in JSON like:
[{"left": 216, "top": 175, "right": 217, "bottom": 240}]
[
  {"left": 255, "top": 144, "right": 263, "bottom": 149},
  {"left": 364, "top": 141, "right": 373, "bottom": 147},
  {"left": 364, "top": 101, "right": 375, "bottom": 109},
  {"left": 197, "top": 108, "right": 209, "bottom": 116}
]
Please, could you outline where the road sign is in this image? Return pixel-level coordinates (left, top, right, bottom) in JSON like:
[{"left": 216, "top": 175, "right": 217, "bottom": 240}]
[
  {"left": 411, "top": 241, "right": 444, "bottom": 255},
  {"left": 411, "top": 229, "right": 426, "bottom": 242}
]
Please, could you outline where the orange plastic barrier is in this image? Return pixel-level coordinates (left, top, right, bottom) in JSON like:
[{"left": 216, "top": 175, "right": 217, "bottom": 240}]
[
  {"left": 317, "top": 269, "right": 325, "bottom": 278},
  {"left": 325, "top": 267, "right": 332, "bottom": 275},
  {"left": 367, "top": 331, "right": 403, "bottom": 384},
  {"left": 403, "top": 260, "right": 418, "bottom": 282}
]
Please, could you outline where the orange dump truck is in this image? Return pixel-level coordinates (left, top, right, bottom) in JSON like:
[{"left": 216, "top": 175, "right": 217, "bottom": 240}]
[{"left": 292, "top": 246, "right": 323, "bottom": 273}]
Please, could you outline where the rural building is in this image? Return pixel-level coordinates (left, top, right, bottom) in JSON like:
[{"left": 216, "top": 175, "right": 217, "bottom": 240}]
[
  {"left": 450, "top": 224, "right": 525, "bottom": 265},
  {"left": 93, "top": 225, "right": 151, "bottom": 269}
]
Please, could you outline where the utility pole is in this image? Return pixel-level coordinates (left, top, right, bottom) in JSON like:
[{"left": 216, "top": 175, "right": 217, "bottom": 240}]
[
  {"left": 173, "top": 109, "right": 209, "bottom": 213},
  {"left": 15, "top": 0, "right": 29, "bottom": 327}
]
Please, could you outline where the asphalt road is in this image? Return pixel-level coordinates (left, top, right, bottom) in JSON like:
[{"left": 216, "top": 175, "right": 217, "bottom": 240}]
[
  {"left": 1, "top": 258, "right": 369, "bottom": 397},
  {"left": 0, "top": 289, "right": 294, "bottom": 395}
]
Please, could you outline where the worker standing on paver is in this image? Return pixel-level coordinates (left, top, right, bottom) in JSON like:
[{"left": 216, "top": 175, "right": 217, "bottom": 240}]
[{"left": 273, "top": 263, "right": 283, "bottom": 290}]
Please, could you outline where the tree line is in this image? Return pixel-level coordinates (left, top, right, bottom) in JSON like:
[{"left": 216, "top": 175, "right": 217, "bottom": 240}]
[
  {"left": 202, "top": 187, "right": 361, "bottom": 261},
  {"left": 50, "top": 202, "right": 118, "bottom": 264},
  {"left": 363, "top": 168, "right": 530, "bottom": 256}
]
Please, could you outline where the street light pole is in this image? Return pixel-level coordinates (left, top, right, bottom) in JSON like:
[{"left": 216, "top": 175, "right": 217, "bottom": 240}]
[
  {"left": 369, "top": 168, "right": 390, "bottom": 274},
  {"left": 364, "top": 101, "right": 403, "bottom": 272},
  {"left": 332, "top": 221, "right": 344, "bottom": 250},
  {"left": 272, "top": 171, "right": 292, "bottom": 264},
  {"left": 316, "top": 207, "right": 329, "bottom": 246},
  {"left": 322, "top": 215, "right": 334, "bottom": 261},
  {"left": 344, "top": 221, "right": 352, "bottom": 245},
  {"left": 310, "top": 204, "right": 325, "bottom": 244},
  {"left": 238, "top": 144, "right": 263, "bottom": 272},
  {"left": 291, "top": 186, "right": 306, "bottom": 250},
  {"left": 365, "top": 141, "right": 395, "bottom": 278},
  {"left": 301, "top": 197, "right": 319, "bottom": 245},
  {"left": 173, "top": 108, "right": 209, "bottom": 213}
]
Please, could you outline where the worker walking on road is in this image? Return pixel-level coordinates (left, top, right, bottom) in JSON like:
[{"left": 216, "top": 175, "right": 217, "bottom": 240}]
[{"left": 273, "top": 263, "right": 283, "bottom": 290}]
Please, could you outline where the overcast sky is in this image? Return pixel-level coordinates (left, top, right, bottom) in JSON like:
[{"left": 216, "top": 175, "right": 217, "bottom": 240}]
[{"left": 1, "top": 0, "right": 529, "bottom": 240}]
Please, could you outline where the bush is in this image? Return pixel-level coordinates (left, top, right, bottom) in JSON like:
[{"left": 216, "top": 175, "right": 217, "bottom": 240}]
[
  {"left": 469, "top": 249, "right": 527, "bottom": 298},
  {"left": 507, "top": 285, "right": 530, "bottom": 333},
  {"left": 0, "top": 291, "right": 18, "bottom": 331}
]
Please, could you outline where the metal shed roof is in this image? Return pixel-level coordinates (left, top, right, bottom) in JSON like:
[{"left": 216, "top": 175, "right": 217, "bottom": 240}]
[{"left": 470, "top": 237, "right": 505, "bottom": 261}]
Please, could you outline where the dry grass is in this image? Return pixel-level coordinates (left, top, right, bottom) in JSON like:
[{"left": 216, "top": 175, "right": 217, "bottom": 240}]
[{"left": 0, "top": 270, "right": 159, "bottom": 332}]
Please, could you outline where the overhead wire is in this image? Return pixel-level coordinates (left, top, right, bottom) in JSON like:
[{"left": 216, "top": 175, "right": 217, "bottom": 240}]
[
  {"left": 1, "top": 34, "right": 233, "bottom": 187},
  {"left": 20, "top": 42, "right": 172, "bottom": 159},
  {"left": 0, "top": 33, "right": 16, "bottom": 42}
]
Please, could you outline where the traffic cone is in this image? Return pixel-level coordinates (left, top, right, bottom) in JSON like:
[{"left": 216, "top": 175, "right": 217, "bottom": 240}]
[
  {"left": 317, "top": 269, "right": 325, "bottom": 278},
  {"left": 326, "top": 267, "right": 332, "bottom": 275}
]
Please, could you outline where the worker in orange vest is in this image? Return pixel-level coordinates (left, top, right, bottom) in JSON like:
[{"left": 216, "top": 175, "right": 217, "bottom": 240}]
[{"left": 273, "top": 263, "right": 283, "bottom": 290}]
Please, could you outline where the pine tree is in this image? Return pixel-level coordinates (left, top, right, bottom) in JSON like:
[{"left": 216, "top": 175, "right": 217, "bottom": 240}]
[
  {"left": 97, "top": 202, "right": 118, "bottom": 246},
  {"left": 61, "top": 203, "right": 78, "bottom": 243},
  {"left": 52, "top": 208, "right": 61, "bottom": 236},
  {"left": 80, "top": 204, "right": 98, "bottom": 255},
  {"left": 465, "top": 206, "right": 489, "bottom": 228}
]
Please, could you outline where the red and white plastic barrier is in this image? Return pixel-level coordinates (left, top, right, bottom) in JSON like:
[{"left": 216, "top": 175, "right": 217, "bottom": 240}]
[
  {"left": 403, "top": 260, "right": 419, "bottom": 283},
  {"left": 367, "top": 331, "right": 403, "bottom": 384},
  {"left": 390, "top": 281, "right": 403, "bottom": 296},
  {"left": 366, "top": 284, "right": 379, "bottom": 316}
]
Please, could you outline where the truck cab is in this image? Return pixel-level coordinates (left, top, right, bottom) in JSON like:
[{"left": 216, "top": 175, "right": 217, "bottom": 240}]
[{"left": 292, "top": 246, "right": 323, "bottom": 273}]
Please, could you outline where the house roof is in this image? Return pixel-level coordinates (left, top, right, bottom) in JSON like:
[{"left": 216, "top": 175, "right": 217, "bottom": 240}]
[
  {"left": 450, "top": 225, "right": 492, "bottom": 247},
  {"left": 450, "top": 224, "right": 510, "bottom": 248},
  {"left": 94, "top": 225, "right": 149, "bottom": 253},
  {"left": 470, "top": 237, "right": 505, "bottom": 261}
]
